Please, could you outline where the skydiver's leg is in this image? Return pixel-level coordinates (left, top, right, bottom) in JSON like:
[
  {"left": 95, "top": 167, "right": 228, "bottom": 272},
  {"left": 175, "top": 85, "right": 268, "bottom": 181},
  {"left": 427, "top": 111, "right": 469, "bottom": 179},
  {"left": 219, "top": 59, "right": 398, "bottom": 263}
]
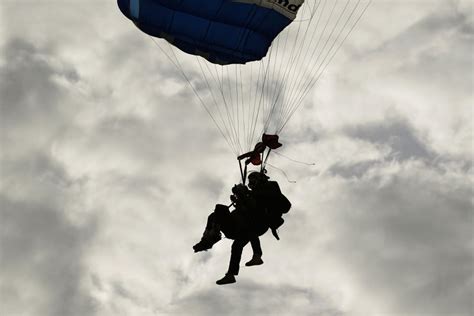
[
  {"left": 193, "top": 211, "right": 222, "bottom": 253},
  {"left": 216, "top": 238, "right": 250, "bottom": 285},
  {"left": 245, "top": 237, "right": 264, "bottom": 266},
  {"left": 250, "top": 237, "right": 262, "bottom": 256},
  {"left": 228, "top": 238, "right": 249, "bottom": 275}
]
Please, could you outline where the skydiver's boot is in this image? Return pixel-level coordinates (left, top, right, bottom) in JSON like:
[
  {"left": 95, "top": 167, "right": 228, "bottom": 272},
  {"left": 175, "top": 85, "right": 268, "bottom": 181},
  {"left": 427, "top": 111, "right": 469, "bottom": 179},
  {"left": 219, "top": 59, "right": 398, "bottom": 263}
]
[
  {"left": 216, "top": 273, "right": 236, "bottom": 285},
  {"left": 193, "top": 239, "right": 216, "bottom": 252},
  {"left": 245, "top": 255, "right": 264, "bottom": 266},
  {"left": 193, "top": 222, "right": 221, "bottom": 252},
  {"left": 193, "top": 232, "right": 221, "bottom": 252}
]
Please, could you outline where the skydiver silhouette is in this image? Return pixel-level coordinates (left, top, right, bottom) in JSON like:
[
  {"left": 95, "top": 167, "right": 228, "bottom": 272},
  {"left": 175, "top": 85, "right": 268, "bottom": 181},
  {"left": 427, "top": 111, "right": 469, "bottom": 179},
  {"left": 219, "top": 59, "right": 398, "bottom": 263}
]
[
  {"left": 193, "top": 172, "right": 291, "bottom": 285},
  {"left": 193, "top": 184, "right": 267, "bottom": 285}
]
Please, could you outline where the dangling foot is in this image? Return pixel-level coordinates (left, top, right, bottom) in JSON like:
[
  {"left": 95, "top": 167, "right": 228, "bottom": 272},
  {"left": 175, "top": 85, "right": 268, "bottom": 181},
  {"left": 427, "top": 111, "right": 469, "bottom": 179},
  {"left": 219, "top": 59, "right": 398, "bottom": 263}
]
[
  {"left": 193, "top": 230, "right": 221, "bottom": 252},
  {"left": 193, "top": 240, "right": 213, "bottom": 252},
  {"left": 245, "top": 256, "right": 264, "bottom": 266},
  {"left": 271, "top": 228, "right": 280, "bottom": 240},
  {"left": 216, "top": 273, "right": 236, "bottom": 285}
]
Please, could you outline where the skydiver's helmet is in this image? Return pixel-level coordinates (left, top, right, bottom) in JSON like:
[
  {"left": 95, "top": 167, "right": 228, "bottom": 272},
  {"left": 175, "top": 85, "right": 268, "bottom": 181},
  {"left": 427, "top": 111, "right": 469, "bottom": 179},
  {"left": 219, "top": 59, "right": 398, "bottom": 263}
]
[{"left": 248, "top": 171, "right": 269, "bottom": 190}]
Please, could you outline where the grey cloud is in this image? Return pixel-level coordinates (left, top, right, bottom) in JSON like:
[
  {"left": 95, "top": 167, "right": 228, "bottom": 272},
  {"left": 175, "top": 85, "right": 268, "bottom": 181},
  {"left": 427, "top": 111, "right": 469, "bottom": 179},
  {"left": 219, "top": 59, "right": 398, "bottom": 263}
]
[
  {"left": 188, "top": 173, "right": 226, "bottom": 201},
  {"left": 0, "top": 38, "right": 81, "bottom": 161},
  {"left": 365, "top": 4, "right": 472, "bottom": 96},
  {"left": 112, "top": 280, "right": 141, "bottom": 305},
  {"left": 319, "top": 165, "right": 473, "bottom": 315},
  {"left": 1, "top": 131, "right": 99, "bottom": 316},
  {"left": 0, "top": 195, "right": 98, "bottom": 316},
  {"left": 329, "top": 160, "right": 381, "bottom": 179},
  {"left": 1, "top": 37, "right": 99, "bottom": 316},
  {"left": 327, "top": 118, "right": 436, "bottom": 179},
  {"left": 1, "top": 38, "right": 78, "bottom": 114},
  {"left": 345, "top": 118, "right": 434, "bottom": 161}
]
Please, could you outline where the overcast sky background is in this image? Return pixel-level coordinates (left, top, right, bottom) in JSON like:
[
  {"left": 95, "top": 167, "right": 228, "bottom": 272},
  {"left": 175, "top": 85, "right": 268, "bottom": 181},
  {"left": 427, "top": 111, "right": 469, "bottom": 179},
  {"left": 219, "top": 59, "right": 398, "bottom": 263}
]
[{"left": 1, "top": 1, "right": 473, "bottom": 315}]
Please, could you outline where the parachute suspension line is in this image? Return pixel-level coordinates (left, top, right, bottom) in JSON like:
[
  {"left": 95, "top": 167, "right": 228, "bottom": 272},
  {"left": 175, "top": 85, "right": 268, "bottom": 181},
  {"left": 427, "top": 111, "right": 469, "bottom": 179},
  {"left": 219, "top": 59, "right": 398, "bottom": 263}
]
[
  {"left": 266, "top": 163, "right": 297, "bottom": 184},
  {"left": 248, "top": 58, "right": 266, "bottom": 150},
  {"left": 266, "top": 0, "right": 319, "bottom": 133},
  {"left": 259, "top": 53, "right": 273, "bottom": 138},
  {"left": 278, "top": 0, "right": 341, "bottom": 126},
  {"left": 235, "top": 0, "right": 256, "bottom": 158},
  {"left": 261, "top": 2, "right": 290, "bottom": 134},
  {"left": 308, "top": 0, "right": 320, "bottom": 18},
  {"left": 149, "top": 37, "right": 235, "bottom": 154},
  {"left": 205, "top": 61, "right": 243, "bottom": 156},
  {"left": 196, "top": 56, "right": 237, "bottom": 152},
  {"left": 196, "top": 57, "right": 239, "bottom": 155},
  {"left": 232, "top": 65, "right": 238, "bottom": 153},
  {"left": 300, "top": 5, "right": 356, "bottom": 103},
  {"left": 235, "top": 66, "right": 243, "bottom": 154},
  {"left": 262, "top": 27, "right": 292, "bottom": 133},
  {"left": 261, "top": 148, "right": 272, "bottom": 172},
  {"left": 248, "top": 10, "right": 276, "bottom": 139},
  {"left": 208, "top": 63, "right": 241, "bottom": 155},
  {"left": 278, "top": 0, "right": 360, "bottom": 133},
  {"left": 221, "top": 64, "right": 243, "bottom": 154},
  {"left": 262, "top": 18, "right": 297, "bottom": 134},
  {"left": 279, "top": 0, "right": 372, "bottom": 134},
  {"left": 216, "top": 65, "right": 237, "bottom": 152},
  {"left": 230, "top": 65, "right": 244, "bottom": 154},
  {"left": 271, "top": 3, "right": 313, "bottom": 130},
  {"left": 239, "top": 66, "right": 247, "bottom": 151},
  {"left": 224, "top": 65, "right": 239, "bottom": 153},
  {"left": 245, "top": 61, "right": 253, "bottom": 151},
  {"left": 234, "top": 3, "right": 260, "bottom": 152},
  {"left": 260, "top": 33, "right": 281, "bottom": 137},
  {"left": 285, "top": 0, "right": 352, "bottom": 109},
  {"left": 274, "top": 0, "right": 326, "bottom": 129},
  {"left": 249, "top": 50, "right": 272, "bottom": 153},
  {"left": 266, "top": 23, "right": 281, "bottom": 131},
  {"left": 235, "top": 64, "right": 242, "bottom": 154},
  {"left": 261, "top": 0, "right": 326, "bottom": 137},
  {"left": 167, "top": 45, "right": 237, "bottom": 152},
  {"left": 272, "top": 151, "right": 316, "bottom": 166},
  {"left": 246, "top": 61, "right": 256, "bottom": 151}
]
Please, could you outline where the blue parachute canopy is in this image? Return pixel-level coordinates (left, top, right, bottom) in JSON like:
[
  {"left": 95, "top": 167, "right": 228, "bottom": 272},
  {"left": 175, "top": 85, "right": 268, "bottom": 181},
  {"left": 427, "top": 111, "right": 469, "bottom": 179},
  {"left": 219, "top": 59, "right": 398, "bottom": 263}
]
[{"left": 117, "top": 0, "right": 304, "bottom": 65}]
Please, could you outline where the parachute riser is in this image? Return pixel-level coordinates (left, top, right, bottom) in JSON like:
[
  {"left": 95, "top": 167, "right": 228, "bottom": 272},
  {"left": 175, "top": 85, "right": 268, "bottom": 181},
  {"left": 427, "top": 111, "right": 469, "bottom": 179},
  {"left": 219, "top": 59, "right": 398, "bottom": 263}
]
[
  {"left": 261, "top": 148, "right": 272, "bottom": 173},
  {"left": 238, "top": 160, "right": 248, "bottom": 185}
]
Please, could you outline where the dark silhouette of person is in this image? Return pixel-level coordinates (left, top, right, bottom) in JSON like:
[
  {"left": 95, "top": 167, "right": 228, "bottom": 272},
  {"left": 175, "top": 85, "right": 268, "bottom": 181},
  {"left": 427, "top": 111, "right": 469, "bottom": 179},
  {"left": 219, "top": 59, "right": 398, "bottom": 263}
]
[
  {"left": 193, "top": 184, "right": 267, "bottom": 285},
  {"left": 247, "top": 171, "right": 291, "bottom": 240},
  {"left": 193, "top": 174, "right": 290, "bottom": 285}
]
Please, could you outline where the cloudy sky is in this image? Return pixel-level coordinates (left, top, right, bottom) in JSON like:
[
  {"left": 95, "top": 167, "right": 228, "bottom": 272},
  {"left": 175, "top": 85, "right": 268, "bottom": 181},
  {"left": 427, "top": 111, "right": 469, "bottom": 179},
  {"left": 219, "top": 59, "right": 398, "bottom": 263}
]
[{"left": 1, "top": 1, "right": 473, "bottom": 315}]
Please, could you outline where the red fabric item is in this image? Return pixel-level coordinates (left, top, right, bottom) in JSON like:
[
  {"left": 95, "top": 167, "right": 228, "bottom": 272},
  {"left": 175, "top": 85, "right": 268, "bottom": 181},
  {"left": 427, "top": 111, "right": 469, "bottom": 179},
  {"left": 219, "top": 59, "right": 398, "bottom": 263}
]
[
  {"left": 237, "top": 134, "right": 282, "bottom": 164},
  {"left": 253, "top": 142, "right": 266, "bottom": 153},
  {"left": 262, "top": 134, "right": 282, "bottom": 149},
  {"left": 248, "top": 153, "right": 262, "bottom": 165}
]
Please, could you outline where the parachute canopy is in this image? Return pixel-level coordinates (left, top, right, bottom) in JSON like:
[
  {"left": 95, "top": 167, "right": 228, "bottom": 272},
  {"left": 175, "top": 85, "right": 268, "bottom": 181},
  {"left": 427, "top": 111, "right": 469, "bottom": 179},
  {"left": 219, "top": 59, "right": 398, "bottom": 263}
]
[{"left": 117, "top": 0, "right": 304, "bottom": 65}]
